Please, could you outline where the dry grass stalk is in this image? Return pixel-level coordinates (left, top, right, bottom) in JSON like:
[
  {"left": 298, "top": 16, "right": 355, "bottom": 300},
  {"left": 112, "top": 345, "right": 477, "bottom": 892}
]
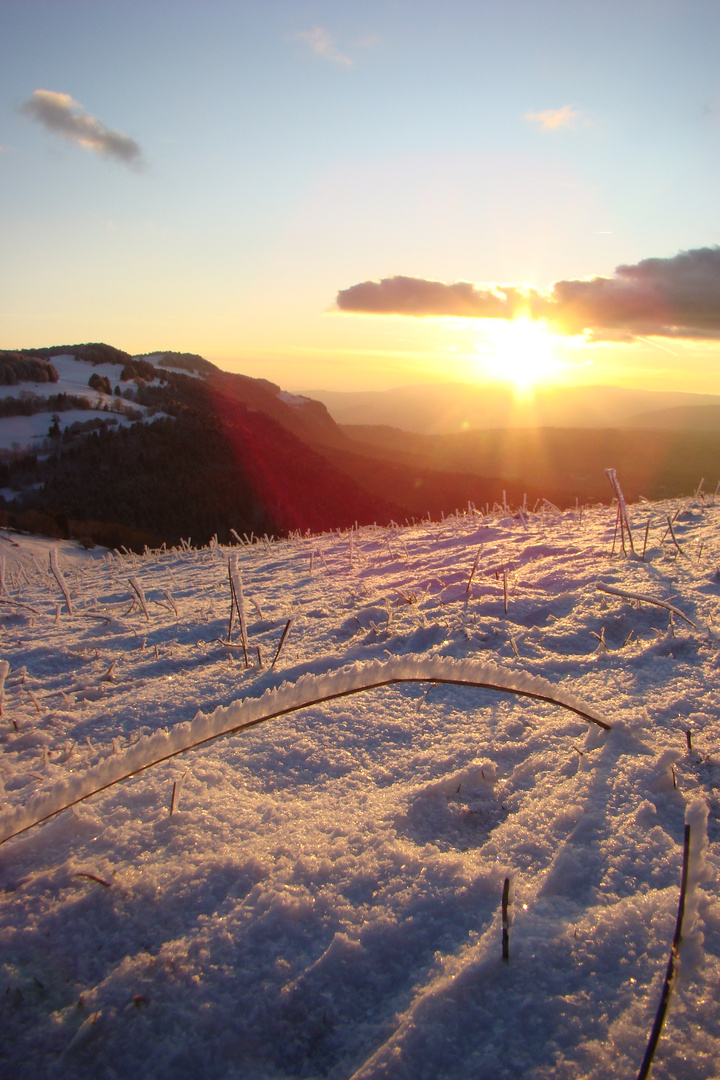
[
  {"left": 227, "top": 554, "right": 249, "bottom": 666},
  {"left": 596, "top": 583, "right": 696, "bottom": 628},
  {"left": 0, "top": 659, "right": 612, "bottom": 846},
  {"left": 665, "top": 515, "right": 685, "bottom": 555},
  {"left": 272, "top": 619, "right": 293, "bottom": 668},
  {"left": 636, "top": 824, "right": 691, "bottom": 1080},
  {"left": 128, "top": 577, "right": 150, "bottom": 621},
  {"left": 466, "top": 546, "right": 482, "bottom": 593},
  {"left": 501, "top": 877, "right": 510, "bottom": 961},
  {"left": 606, "top": 469, "right": 635, "bottom": 554},
  {"left": 49, "top": 549, "right": 73, "bottom": 615},
  {"left": 75, "top": 871, "right": 111, "bottom": 887},
  {"left": 0, "top": 659, "right": 8, "bottom": 718},
  {"left": 169, "top": 771, "right": 188, "bottom": 815}
]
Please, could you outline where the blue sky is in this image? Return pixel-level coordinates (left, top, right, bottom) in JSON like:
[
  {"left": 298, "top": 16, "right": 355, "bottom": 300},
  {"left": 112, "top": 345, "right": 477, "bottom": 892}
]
[{"left": 2, "top": 0, "right": 720, "bottom": 391}]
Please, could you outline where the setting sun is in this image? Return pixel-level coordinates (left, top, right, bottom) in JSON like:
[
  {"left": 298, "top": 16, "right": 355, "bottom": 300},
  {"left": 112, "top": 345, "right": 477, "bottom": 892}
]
[{"left": 476, "top": 318, "right": 560, "bottom": 390}]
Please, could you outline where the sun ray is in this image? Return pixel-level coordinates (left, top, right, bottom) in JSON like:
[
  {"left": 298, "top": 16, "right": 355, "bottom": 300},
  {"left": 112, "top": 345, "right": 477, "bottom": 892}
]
[{"left": 475, "top": 318, "right": 560, "bottom": 392}]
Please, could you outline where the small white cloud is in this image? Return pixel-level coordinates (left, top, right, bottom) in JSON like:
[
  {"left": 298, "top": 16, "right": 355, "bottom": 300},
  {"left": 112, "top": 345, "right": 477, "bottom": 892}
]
[
  {"left": 297, "top": 27, "right": 353, "bottom": 67},
  {"left": 525, "top": 105, "right": 580, "bottom": 131},
  {"left": 19, "top": 89, "right": 144, "bottom": 167}
]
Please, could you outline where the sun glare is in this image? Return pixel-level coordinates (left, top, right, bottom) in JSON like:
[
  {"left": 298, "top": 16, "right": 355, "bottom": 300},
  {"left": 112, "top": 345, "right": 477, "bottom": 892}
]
[{"left": 476, "top": 319, "right": 559, "bottom": 392}]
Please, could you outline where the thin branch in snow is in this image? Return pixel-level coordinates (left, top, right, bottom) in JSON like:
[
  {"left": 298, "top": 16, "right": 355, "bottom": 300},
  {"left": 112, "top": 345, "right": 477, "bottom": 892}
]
[
  {"left": 129, "top": 577, "right": 150, "bottom": 621},
  {"left": 0, "top": 659, "right": 8, "bottom": 717},
  {"left": 227, "top": 555, "right": 249, "bottom": 667},
  {"left": 272, "top": 619, "right": 293, "bottom": 668},
  {"left": 502, "top": 877, "right": 510, "bottom": 961},
  {"left": 636, "top": 801, "right": 709, "bottom": 1080},
  {"left": 169, "top": 770, "right": 188, "bottom": 816},
  {"left": 101, "top": 660, "right": 119, "bottom": 682},
  {"left": 596, "top": 583, "right": 696, "bottom": 628},
  {"left": 49, "top": 549, "right": 73, "bottom": 614},
  {"left": 75, "top": 872, "right": 111, "bottom": 888},
  {"left": 0, "top": 597, "right": 42, "bottom": 615},
  {"left": 162, "top": 590, "right": 178, "bottom": 616},
  {"left": 0, "top": 656, "right": 611, "bottom": 846},
  {"left": 665, "top": 515, "right": 685, "bottom": 556},
  {"left": 25, "top": 687, "right": 42, "bottom": 712},
  {"left": 606, "top": 469, "right": 635, "bottom": 553},
  {"left": 466, "top": 546, "right": 482, "bottom": 592}
]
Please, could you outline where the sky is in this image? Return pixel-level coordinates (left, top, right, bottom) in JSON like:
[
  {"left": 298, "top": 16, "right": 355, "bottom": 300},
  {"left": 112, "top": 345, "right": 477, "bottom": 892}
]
[{"left": 1, "top": 0, "right": 720, "bottom": 393}]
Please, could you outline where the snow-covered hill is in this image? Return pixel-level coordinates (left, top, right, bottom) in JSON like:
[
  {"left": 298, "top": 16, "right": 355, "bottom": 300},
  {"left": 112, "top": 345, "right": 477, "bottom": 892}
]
[
  {"left": 0, "top": 352, "right": 196, "bottom": 457},
  {"left": 0, "top": 495, "right": 718, "bottom": 1079}
]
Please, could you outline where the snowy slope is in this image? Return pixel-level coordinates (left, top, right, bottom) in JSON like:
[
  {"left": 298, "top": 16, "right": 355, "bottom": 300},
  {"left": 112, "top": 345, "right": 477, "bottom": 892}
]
[
  {"left": 0, "top": 354, "right": 156, "bottom": 456},
  {"left": 0, "top": 496, "right": 718, "bottom": 1079}
]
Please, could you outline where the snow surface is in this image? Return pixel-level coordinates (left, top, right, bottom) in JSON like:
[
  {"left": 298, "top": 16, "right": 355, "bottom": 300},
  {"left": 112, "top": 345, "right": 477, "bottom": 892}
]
[
  {"left": 0, "top": 498, "right": 718, "bottom": 1079},
  {"left": 0, "top": 355, "right": 122, "bottom": 404}
]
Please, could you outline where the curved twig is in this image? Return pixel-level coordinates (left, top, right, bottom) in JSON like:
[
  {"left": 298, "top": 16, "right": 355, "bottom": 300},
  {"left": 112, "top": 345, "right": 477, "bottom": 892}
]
[
  {"left": 0, "top": 657, "right": 610, "bottom": 846},
  {"left": 636, "top": 824, "right": 691, "bottom": 1080},
  {"left": 596, "top": 583, "right": 696, "bottom": 628},
  {"left": 0, "top": 597, "right": 42, "bottom": 615}
]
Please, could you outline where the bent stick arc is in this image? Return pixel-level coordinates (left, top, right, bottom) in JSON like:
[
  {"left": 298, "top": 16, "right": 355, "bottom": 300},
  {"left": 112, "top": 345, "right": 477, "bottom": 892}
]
[{"left": 0, "top": 657, "right": 611, "bottom": 846}]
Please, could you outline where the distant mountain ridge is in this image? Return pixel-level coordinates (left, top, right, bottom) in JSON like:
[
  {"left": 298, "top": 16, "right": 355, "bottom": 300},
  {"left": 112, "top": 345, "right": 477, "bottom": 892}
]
[
  {"left": 0, "top": 343, "right": 400, "bottom": 546},
  {"left": 305, "top": 381, "right": 720, "bottom": 434},
  {"left": 1, "top": 343, "right": 719, "bottom": 549}
]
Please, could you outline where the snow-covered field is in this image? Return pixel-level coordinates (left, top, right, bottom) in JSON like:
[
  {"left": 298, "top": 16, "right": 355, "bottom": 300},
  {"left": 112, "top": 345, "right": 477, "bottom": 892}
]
[
  {"left": 0, "top": 354, "right": 176, "bottom": 455},
  {"left": 0, "top": 497, "right": 718, "bottom": 1079}
]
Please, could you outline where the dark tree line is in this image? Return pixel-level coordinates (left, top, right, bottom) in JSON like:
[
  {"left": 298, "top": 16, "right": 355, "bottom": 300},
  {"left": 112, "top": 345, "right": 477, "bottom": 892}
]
[{"left": 11, "top": 407, "right": 401, "bottom": 548}]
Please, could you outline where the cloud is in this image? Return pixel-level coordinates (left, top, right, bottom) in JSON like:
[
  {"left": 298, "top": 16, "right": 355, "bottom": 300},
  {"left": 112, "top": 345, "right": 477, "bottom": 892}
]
[
  {"left": 336, "top": 276, "right": 541, "bottom": 319},
  {"left": 19, "top": 89, "right": 143, "bottom": 167},
  {"left": 297, "top": 27, "right": 353, "bottom": 67},
  {"left": 335, "top": 246, "right": 720, "bottom": 340},
  {"left": 550, "top": 247, "right": 720, "bottom": 338},
  {"left": 525, "top": 105, "right": 579, "bottom": 131}
]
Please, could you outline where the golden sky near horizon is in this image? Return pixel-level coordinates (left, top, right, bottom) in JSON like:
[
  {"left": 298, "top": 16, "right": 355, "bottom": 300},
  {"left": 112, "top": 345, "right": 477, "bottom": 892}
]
[{"left": 2, "top": 2, "right": 720, "bottom": 394}]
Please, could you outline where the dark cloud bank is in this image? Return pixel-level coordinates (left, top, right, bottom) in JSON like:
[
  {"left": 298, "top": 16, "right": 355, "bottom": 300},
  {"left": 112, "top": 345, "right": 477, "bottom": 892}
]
[
  {"left": 336, "top": 247, "right": 720, "bottom": 340},
  {"left": 19, "top": 90, "right": 143, "bottom": 167}
]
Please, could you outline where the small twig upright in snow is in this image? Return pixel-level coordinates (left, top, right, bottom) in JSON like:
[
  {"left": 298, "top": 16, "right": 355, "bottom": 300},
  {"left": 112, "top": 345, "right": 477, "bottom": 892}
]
[
  {"left": 272, "top": 619, "right": 293, "bottom": 668},
  {"left": 466, "top": 546, "right": 482, "bottom": 593},
  {"left": 49, "top": 549, "right": 73, "bottom": 615},
  {"left": 665, "top": 515, "right": 685, "bottom": 556},
  {"left": 129, "top": 577, "right": 150, "bottom": 621},
  {"left": 636, "top": 800, "right": 709, "bottom": 1080},
  {"left": 0, "top": 659, "right": 8, "bottom": 718},
  {"left": 227, "top": 554, "right": 249, "bottom": 667},
  {"left": 606, "top": 469, "right": 635, "bottom": 554}
]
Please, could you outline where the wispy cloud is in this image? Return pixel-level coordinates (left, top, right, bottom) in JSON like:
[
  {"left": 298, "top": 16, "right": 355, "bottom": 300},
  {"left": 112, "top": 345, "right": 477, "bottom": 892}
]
[
  {"left": 525, "top": 105, "right": 580, "bottom": 131},
  {"left": 336, "top": 246, "right": 720, "bottom": 340},
  {"left": 297, "top": 27, "right": 353, "bottom": 67},
  {"left": 19, "top": 89, "right": 144, "bottom": 167}
]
